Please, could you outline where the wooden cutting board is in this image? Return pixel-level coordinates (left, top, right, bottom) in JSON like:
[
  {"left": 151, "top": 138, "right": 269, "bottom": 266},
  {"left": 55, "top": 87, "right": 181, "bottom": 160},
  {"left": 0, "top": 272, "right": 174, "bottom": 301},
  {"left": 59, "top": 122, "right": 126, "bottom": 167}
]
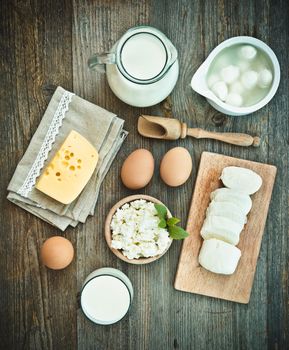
[{"left": 174, "top": 151, "right": 277, "bottom": 304}]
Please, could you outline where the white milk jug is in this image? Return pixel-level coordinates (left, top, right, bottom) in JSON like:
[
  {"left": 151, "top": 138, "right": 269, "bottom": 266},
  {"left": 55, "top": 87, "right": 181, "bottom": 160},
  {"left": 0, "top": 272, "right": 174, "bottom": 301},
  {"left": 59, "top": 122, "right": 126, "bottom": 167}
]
[{"left": 88, "top": 26, "right": 179, "bottom": 107}]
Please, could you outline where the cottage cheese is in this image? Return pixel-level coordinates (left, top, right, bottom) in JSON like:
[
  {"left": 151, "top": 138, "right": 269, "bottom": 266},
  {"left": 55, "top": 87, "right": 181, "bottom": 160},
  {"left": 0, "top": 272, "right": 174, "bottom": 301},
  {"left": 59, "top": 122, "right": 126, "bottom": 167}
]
[{"left": 110, "top": 199, "right": 171, "bottom": 259}]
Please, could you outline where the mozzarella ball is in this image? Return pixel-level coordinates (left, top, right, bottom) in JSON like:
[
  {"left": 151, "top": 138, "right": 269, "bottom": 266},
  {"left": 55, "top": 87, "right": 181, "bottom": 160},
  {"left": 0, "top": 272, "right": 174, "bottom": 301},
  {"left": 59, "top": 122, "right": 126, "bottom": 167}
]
[
  {"left": 238, "top": 60, "right": 250, "bottom": 72},
  {"left": 258, "top": 68, "right": 273, "bottom": 88},
  {"left": 230, "top": 81, "right": 245, "bottom": 95},
  {"left": 239, "top": 45, "right": 257, "bottom": 60},
  {"left": 226, "top": 93, "right": 243, "bottom": 107},
  {"left": 207, "top": 73, "right": 220, "bottom": 88},
  {"left": 220, "top": 65, "right": 240, "bottom": 84},
  {"left": 241, "top": 70, "right": 258, "bottom": 90},
  {"left": 211, "top": 81, "right": 228, "bottom": 101}
]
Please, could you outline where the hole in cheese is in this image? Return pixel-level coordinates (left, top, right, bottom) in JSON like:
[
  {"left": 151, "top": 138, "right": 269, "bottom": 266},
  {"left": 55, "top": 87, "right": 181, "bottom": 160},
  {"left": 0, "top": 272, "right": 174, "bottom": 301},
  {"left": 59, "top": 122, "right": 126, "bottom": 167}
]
[
  {"left": 77, "top": 159, "right": 82, "bottom": 163},
  {"left": 62, "top": 161, "right": 69, "bottom": 167},
  {"left": 69, "top": 166, "right": 75, "bottom": 171},
  {"left": 57, "top": 178, "right": 61, "bottom": 181},
  {"left": 77, "top": 165, "right": 81, "bottom": 169},
  {"left": 65, "top": 155, "right": 70, "bottom": 160},
  {"left": 56, "top": 172, "right": 61, "bottom": 176},
  {"left": 70, "top": 152, "right": 74, "bottom": 157}
]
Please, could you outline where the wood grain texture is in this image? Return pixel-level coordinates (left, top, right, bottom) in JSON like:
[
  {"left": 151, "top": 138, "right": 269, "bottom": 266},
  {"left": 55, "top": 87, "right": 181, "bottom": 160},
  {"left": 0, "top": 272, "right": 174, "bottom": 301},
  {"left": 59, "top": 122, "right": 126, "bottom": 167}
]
[
  {"left": 0, "top": 1, "right": 76, "bottom": 349},
  {"left": 0, "top": 0, "right": 288, "bottom": 349},
  {"left": 175, "top": 152, "right": 277, "bottom": 303}
]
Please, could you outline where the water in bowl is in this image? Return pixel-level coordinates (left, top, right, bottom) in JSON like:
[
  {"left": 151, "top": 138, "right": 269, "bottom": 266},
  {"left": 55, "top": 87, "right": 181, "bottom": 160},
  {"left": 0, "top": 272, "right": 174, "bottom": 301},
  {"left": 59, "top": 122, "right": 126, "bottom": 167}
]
[{"left": 206, "top": 44, "right": 274, "bottom": 107}]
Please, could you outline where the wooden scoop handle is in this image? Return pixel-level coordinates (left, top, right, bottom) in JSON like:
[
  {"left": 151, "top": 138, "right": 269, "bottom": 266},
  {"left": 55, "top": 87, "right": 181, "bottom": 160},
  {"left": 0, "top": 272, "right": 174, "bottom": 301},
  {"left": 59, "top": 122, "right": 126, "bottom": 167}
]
[{"left": 186, "top": 127, "right": 261, "bottom": 147}]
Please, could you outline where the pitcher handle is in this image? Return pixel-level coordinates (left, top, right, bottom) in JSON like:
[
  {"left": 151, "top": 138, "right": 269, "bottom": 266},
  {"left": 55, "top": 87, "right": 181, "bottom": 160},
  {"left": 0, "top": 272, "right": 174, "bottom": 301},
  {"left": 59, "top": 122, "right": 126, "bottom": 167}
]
[{"left": 88, "top": 52, "right": 116, "bottom": 73}]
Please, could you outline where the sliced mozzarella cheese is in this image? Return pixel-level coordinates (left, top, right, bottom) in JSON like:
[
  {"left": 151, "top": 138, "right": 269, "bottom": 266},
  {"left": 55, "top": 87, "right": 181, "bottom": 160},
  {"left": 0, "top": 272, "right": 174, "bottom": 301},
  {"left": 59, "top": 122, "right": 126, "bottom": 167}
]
[
  {"left": 220, "top": 166, "right": 263, "bottom": 194},
  {"left": 207, "top": 200, "right": 247, "bottom": 225},
  {"left": 210, "top": 188, "right": 252, "bottom": 214},
  {"left": 198, "top": 238, "right": 241, "bottom": 275},
  {"left": 201, "top": 215, "right": 243, "bottom": 245}
]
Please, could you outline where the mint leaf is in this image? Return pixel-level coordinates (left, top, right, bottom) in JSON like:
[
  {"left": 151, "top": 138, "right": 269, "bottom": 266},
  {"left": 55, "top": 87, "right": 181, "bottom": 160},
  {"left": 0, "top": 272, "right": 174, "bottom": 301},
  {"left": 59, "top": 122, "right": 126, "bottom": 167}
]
[
  {"left": 158, "top": 218, "right": 167, "bottom": 228},
  {"left": 167, "top": 217, "right": 180, "bottom": 226},
  {"left": 154, "top": 204, "right": 188, "bottom": 240},
  {"left": 168, "top": 225, "right": 189, "bottom": 240},
  {"left": 154, "top": 204, "right": 167, "bottom": 220}
]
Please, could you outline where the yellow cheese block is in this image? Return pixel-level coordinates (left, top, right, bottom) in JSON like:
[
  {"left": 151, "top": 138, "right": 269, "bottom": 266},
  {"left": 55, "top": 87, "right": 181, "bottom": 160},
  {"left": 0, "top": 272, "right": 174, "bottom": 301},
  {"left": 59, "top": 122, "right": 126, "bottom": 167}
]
[{"left": 36, "top": 130, "right": 98, "bottom": 204}]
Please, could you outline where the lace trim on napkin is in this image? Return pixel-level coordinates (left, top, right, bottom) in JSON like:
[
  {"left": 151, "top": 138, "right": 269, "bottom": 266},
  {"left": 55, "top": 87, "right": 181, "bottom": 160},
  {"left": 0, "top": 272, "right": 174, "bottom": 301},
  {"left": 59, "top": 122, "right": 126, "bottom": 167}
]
[{"left": 17, "top": 90, "right": 75, "bottom": 198}]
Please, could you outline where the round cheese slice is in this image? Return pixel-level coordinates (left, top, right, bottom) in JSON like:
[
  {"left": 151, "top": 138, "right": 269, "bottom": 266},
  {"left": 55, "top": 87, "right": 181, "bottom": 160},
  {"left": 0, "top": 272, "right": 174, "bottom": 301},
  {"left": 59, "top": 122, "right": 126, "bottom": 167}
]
[
  {"left": 200, "top": 215, "right": 243, "bottom": 245},
  {"left": 207, "top": 200, "right": 247, "bottom": 225},
  {"left": 220, "top": 166, "right": 262, "bottom": 195},
  {"left": 198, "top": 238, "right": 241, "bottom": 275},
  {"left": 210, "top": 188, "right": 252, "bottom": 214}
]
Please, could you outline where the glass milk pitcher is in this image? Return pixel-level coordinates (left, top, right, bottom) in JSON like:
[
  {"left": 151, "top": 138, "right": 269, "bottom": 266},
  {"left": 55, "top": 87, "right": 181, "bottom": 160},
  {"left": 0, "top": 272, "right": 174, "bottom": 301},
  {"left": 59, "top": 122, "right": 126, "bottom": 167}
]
[{"left": 88, "top": 26, "right": 179, "bottom": 107}]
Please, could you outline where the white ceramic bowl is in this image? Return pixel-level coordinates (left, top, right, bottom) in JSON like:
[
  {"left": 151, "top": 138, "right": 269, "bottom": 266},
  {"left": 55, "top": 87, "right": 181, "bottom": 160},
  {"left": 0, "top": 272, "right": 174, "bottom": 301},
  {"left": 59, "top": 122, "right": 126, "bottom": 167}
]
[{"left": 191, "top": 36, "right": 280, "bottom": 116}]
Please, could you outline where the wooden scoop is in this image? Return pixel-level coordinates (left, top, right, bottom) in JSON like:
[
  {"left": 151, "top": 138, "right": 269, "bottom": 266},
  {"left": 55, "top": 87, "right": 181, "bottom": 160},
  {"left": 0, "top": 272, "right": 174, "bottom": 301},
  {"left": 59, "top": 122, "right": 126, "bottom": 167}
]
[{"left": 138, "top": 115, "right": 260, "bottom": 147}]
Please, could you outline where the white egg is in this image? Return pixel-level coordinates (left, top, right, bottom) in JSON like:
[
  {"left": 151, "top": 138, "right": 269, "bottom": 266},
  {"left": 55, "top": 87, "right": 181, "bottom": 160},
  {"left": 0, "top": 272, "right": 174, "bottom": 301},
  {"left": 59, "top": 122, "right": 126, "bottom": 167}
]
[
  {"left": 241, "top": 70, "right": 258, "bottom": 90},
  {"left": 207, "top": 74, "right": 220, "bottom": 88},
  {"left": 226, "top": 92, "right": 243, "bottom": 107},
  {"left": 258, "top": 68, "right": 273, "bottom": 88},
  {"left": 239, "top": 45, "right": 257, "bottom": 60},
  {"left": 220, "top": 65, "right": 240, "bottom": 84},
  {"left": 230, "top": 81, "right": 245, "bottom": 95},
  {"left": 211, "top": 81, "right": 228, "bottom": 101}
]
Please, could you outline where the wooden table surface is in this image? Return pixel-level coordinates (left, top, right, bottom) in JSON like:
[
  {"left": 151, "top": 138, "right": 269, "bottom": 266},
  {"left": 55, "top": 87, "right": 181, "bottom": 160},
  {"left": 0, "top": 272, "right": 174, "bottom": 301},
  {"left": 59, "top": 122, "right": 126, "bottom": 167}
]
[{"left": 1, "top": 1, "right": 288, "bottom": 349}]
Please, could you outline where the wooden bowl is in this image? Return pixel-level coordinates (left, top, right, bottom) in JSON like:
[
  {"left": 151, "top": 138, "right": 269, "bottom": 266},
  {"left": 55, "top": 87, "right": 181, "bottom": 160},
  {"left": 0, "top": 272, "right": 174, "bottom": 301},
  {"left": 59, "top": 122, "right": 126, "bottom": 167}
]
[{"left": 104, "top": 194, "right": 173, "bottom": 265}]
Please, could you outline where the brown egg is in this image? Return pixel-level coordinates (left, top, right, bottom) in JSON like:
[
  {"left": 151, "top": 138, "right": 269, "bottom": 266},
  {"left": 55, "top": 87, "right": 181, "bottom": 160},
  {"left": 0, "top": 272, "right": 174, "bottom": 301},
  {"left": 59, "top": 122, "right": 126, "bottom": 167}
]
[
  {"left": 121, "top": 149, "right": 154, "bottom": 189},
  {"left": 160, "top": 147, "right": 192, "bottom": 187},
  {"left": 41, "top": 236, "right": 74, "bottom": 270}
]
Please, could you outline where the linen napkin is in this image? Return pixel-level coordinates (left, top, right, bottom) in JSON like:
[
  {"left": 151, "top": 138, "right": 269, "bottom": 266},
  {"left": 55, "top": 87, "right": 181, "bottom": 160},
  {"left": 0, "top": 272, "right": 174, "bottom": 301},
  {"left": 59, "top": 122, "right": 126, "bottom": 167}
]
[{"left": 7, "top": 86, "right": 128, "bottom": 230}]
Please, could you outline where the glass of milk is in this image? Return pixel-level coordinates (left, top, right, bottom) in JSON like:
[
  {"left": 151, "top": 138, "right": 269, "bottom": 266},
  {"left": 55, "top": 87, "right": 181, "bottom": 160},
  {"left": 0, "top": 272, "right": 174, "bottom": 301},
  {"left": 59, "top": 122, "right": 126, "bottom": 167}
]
[
  {"left": 88, "top": 26, "right": 179, "bottom": 107},
  {"left": 80, "top": 267, "right": 133, "bottom": 325}
]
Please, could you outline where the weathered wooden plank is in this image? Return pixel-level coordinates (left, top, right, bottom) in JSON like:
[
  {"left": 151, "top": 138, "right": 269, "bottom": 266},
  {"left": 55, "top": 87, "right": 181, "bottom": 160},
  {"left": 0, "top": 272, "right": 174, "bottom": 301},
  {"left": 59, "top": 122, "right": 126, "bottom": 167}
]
[
  {"left": 266, "top": 0, "right": 289, "bottom": 348},
  {"left": 0, "top": 0, "right": 75, "bottom": 349},
  {"left": 72, "top": 1, "right": 153, "bottom": 350}
]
